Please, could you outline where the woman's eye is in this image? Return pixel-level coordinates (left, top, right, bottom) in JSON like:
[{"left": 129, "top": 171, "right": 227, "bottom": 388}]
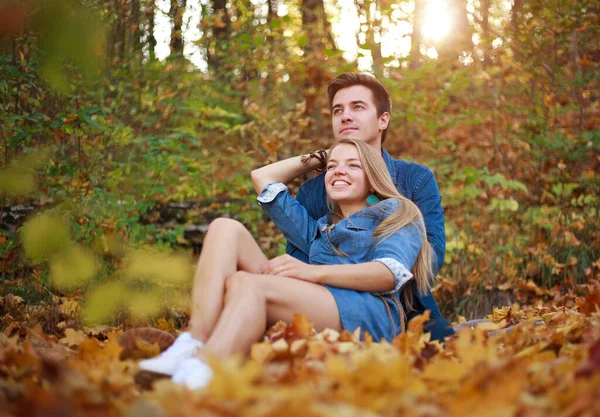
[
  {"left": 349, "top": 164, "right": 361, "bottom": 169},
  {"left": 333, "top": 109, "right": 342, "bottom": 115},
  {"left": 326, "top": 164, "right": 336, "bottom": 170},
  {"left": 354, "top": 104, "right": 364, "bottom": 110}
]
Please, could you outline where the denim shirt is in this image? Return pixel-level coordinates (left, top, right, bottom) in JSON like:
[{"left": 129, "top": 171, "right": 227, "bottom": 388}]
[
  {"left": 286, "top": 149, "right": 446, "bottom": 274},
  {"left": 283, "top": 149, "right": 455, "bottom": 341},
  {"left": 258, "top": 183, "right": 423, "bottom": 296}
]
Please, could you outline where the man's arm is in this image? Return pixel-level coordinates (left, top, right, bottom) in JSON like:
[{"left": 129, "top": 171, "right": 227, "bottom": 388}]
[{"left": 412, "top": 169, "right": 446, "bottom": 275}]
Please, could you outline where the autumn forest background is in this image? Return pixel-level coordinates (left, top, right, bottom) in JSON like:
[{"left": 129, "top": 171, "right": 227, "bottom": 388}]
[{"left": 0, "top": 0, "right": 599, "bottom": 416}]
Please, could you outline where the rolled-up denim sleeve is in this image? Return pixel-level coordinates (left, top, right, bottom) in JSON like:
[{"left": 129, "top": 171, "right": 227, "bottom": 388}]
[
  {"left": 371, "top": 223, "right": 423, "bottom": 296},
  {"left": 258, "top": 183, "right": 318, "bottom": 257},
  {"left": 413, "top": 169, "right": 445, "bottom": 275}
]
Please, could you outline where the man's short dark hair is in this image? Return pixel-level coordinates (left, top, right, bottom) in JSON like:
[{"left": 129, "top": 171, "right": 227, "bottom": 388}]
[{"left": 327, "top": 72, "right": 392, "bottom": 143}]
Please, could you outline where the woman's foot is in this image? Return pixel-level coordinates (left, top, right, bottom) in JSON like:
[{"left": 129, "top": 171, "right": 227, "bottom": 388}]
[
  {"left": 172, "top": 357, "right": 213, "bottom": 390},
  {"left": 138, "top": 332, "right": 203, "bottom": 375}
]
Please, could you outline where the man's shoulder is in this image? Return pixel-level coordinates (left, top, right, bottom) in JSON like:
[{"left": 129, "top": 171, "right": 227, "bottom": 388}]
[
  {"left": 390, "top": 157, "right": 433, "bottom": 174},
  {"left": 387, "top": 156, "right": 435, "bottom": 183}
]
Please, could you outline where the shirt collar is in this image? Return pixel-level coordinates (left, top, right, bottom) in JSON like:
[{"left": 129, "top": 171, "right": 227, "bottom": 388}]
[{"left": 381, "top": 148, "right": 398, "bottom": 186}]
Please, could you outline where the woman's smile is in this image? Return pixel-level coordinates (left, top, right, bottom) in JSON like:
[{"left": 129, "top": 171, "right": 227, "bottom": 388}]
[{"left": 332, "top": 180, "right": 351, "bottom": 187}]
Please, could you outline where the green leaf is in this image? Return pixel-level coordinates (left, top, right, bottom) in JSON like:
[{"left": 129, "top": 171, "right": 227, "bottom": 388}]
[
  {"left": 297, "top": 35, "right": 309, "bottom": 48},
  {"left": 270, "top": 18, "right": 281, "bottom": 30}
]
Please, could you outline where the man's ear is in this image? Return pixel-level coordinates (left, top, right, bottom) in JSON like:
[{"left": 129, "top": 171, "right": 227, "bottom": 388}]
[{"left": 379, "top": 112, "right": 390, "bottom": 130}]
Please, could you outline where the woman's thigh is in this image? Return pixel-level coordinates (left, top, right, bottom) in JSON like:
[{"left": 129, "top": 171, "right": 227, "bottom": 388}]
[{"left": 228, "top": 272, "right": 342, "bottom": 332}]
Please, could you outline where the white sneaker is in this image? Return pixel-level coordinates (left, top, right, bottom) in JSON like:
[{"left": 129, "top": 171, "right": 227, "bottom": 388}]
[
  {"left": 172, "top": 357, "right": 213, "bottom": 390},
  {"left": 138, "top": 332, "right": 203, "bottom": 375}
]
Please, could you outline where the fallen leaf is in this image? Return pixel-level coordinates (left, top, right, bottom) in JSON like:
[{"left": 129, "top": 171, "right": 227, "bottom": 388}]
[{"left": 59, "top": 328, "right": 87, "bottom": 347}]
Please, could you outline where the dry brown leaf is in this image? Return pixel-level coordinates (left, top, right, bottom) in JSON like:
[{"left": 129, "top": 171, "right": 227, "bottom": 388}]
[{"left": 59, "top": 328, "right": 87, "bottom": 347}]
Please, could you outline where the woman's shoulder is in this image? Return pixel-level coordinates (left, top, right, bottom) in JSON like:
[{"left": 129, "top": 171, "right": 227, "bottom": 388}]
[{"left": 355, "top": 198, "right": 401, "bottom": 221}]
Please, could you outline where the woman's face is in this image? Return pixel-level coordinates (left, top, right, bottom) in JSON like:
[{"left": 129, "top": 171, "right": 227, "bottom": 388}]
[{"left": 324, "top": 143, "right": 371, "bottom": 213}]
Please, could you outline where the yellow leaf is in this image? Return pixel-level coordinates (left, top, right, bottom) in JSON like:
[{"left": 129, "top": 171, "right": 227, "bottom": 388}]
[
  {"left": 58, "top": 299, "right": 81, "bottom": 316},
  {"left": 50, "top": 245, "right": 96, "bottom": 290},
  {"left": 20, "top": 213, "right": 70, "bottom": 261},
  {"left": 129, "top": 291, "right": 162, "bottom": 319},
  {"left": 83, "top": 282, "right": 129, "bottom": 324},
  {"left": 123, "top": 249, "right": 193, "bottom": 286}
]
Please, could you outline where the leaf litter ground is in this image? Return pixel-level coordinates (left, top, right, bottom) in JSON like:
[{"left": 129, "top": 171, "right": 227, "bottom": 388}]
[{"left": 1, "top": 285, "right": 600, "bottom": 417}]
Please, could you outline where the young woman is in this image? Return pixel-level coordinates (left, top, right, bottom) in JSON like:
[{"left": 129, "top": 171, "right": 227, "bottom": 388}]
[{"left": 139, "top": 139, "right": 433, "bottom": 389}]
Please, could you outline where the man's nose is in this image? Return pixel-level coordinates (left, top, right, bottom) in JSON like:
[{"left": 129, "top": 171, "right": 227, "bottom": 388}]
[{"left": 341, "top": 109, "right": 353, "bottom": 122}]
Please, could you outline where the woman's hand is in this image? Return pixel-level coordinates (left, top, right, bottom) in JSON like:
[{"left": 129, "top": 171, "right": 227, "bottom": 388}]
[{"left": 260, "top": 254, "right": 321, "bottom": 284}]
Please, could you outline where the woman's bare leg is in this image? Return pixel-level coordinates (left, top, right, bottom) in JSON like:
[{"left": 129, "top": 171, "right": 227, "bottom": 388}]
[
  {"left": 204, "top": 271, "right": 342, "bottom": 358},
  {"left": 189, "top": 218, "right": 268, "bottom": 342}
]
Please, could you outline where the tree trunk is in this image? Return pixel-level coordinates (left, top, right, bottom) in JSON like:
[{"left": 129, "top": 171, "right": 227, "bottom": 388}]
[
  {"left": 299, "top": 0, "right": 332, "bottom": 116},
  {"left": 511, "top": 0, "right": 523, "bottom": 42},
  {"left": 170, "top": 0, "right": 186, "bottom": 56},
  {"left": 353, "top": 0, "right": 383, "bottom": 75},
  {"left": 147, "top": 0, "right": 157, "bottom": 60},
  {"left": 206, "top": 0, "right": 230, "bottom": 73},
  {"left": 439, "top": 0, "right": 472, "bottom": 62},
  {"left": 301, "top": 0, "right": 336, "bottom": 56},
  {"left": 481, "top": 0, "right": 491, "bottom": 68},
  {"left": 130, "top": 0, "right": 143, "bottom": 55},
  {"left": 410, "top": 0, "right": 424, "bottom": 69}
]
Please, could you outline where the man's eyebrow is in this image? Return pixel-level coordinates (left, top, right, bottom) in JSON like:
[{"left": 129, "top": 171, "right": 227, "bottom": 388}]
[{"left": 332, "top": 100, "right": 368, "bottom": 109}]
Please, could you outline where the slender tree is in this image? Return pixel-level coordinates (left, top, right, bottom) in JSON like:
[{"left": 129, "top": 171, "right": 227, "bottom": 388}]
[
  {"left": 301, "top": 0, "right": 336, "bottom": 56},
  {"left": 130, "top": 0, "right": 143, "bottom": 54},
  {"left": 170, "top": 0, "right": 186, "bottom": 56},
  {"left": 205, "top": 0, "right": 231, "bottom": 73},
  {"left": 439, "top": 0, "right": 473, "bottom": 62},
  {"left": 410, "top": 0, "right": 425, "bottom": 69},
  {"left": 145, "top": 0, "right": 157, "bottom": 60},
  {"left": 480, "top": 0, "right": 491, "bottom": 67}
]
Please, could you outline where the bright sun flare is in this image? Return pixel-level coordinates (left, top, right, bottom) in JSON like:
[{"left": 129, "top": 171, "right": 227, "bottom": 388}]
[
  {"left": 154, "top": 0, "right": 455, "bottom": 69},
  {"left": 421, "top": 0, "right": 452, "bottom": 42}
]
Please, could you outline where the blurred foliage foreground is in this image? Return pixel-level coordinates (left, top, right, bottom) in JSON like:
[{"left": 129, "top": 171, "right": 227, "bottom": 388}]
[{"left": 0, "top": 0, "right": 599, "bottom": 415}]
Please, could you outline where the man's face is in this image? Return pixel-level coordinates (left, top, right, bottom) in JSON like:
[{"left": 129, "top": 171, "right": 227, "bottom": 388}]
[{"left": 331, "top": 85, "right": 390, "bottom": 148}]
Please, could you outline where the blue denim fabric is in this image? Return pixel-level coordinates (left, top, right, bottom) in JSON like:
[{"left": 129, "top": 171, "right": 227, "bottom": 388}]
[
  {"left": 258, "top": 184, "right": 426, "bottom": 341},
  {"left": 283, "top": 149, "right": 454, "bottom": 342},
  {"left": 258, "top": 185, "right": 422, "bottom": 295}
]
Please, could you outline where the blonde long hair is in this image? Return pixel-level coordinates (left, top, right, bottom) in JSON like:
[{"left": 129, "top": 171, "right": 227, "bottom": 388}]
[{"left": 327, "top": 139, "right": 433, "bottom": 309}]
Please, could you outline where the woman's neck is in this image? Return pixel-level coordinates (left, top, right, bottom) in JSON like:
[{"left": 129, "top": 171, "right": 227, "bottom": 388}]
[{"left": 338, "top": 202, "right": 367, "bottom": 218}]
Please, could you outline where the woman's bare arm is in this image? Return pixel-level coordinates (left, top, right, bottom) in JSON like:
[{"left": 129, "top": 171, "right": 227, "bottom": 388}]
[
  {"left": 250, "top": 152, "right": 327, "bottom": 194},
  {"left": 261, "top": 255, "right": 395, "bottom": 293}
]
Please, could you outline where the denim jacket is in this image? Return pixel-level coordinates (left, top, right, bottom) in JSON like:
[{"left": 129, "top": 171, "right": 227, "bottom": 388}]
[
  {"left": 284, "top": 149, "right": 455, "bottom": 341},
  {"left": 258, "top": 183, "right": 423, "bottom": 296},
  {"left": 287, "top": 149, "right": 445, "bottom": 271}
]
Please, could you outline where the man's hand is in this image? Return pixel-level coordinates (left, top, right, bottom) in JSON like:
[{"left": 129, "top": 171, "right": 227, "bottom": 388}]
[{"left": 260, "top": 254, "right": 321, "bottom": 283}]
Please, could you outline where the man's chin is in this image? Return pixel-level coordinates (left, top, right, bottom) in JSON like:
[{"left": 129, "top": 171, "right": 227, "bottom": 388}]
[{"left": 335, "top": 134, "right": 374, "bottom": 144}]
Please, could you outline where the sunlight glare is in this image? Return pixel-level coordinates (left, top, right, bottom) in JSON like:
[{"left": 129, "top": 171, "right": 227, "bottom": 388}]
[{"left": 422, "top": 0, "right": 452, "bottom": 42}]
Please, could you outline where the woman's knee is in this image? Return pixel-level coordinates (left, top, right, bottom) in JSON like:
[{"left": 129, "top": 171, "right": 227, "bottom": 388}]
[
  {"left": 204, "top": 218, "right": 250, "bottom": 244},
  {"left": 224, "top": 271, "right": 262, "bottom": 301},
  {"left": 207, "top": 217, "right": 245, "bottom": 235}
]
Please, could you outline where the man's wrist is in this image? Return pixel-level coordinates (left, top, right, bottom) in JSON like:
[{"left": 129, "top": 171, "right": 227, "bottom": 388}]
[{"left": 300, "top": 149, "right": 328, "bottom": 172}]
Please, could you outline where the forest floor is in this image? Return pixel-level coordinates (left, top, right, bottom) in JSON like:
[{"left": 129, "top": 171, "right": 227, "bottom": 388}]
[{"left": 1, "top": 285, "right": 600, "bottom": 416}]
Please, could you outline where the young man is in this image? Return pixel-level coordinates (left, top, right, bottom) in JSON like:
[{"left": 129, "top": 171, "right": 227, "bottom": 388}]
[{"left": 286, "top": 72, "right": 454, "bottom": 341}]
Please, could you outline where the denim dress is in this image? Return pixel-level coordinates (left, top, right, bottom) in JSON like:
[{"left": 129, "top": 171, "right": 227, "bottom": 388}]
[{"left": 258, "top": 182, "right": 423, "bottom": 342}]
